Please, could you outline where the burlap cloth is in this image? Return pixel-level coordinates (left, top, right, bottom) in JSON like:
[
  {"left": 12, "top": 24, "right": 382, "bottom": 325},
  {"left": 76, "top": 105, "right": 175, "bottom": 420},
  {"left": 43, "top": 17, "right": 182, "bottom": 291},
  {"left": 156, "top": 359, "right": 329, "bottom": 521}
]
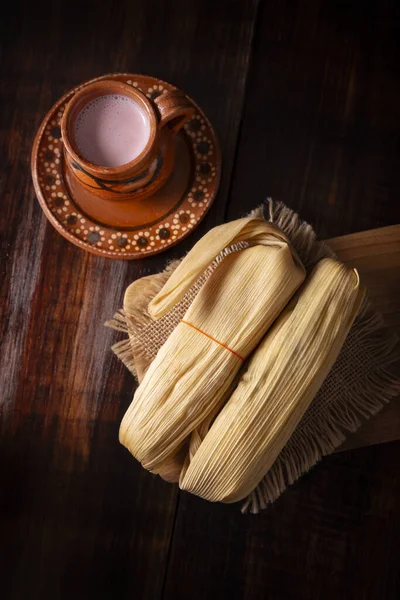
[{"left": 107, "top": 201, "right": 400, "bottom": 512}]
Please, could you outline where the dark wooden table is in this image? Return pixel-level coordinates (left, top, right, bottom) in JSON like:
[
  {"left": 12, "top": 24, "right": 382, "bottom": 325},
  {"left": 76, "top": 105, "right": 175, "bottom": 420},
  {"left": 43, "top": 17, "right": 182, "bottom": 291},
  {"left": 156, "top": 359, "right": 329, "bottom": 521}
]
[{"left": 1, "top": 1, "right": 400, "bottom": 598}]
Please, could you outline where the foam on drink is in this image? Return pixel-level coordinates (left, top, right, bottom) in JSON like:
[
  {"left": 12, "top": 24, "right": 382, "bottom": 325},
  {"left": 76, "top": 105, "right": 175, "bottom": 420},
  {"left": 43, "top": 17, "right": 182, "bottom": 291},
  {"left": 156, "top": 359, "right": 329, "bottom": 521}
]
[{"left": 74, "top": 94, "right": 150, "bottom": 167}]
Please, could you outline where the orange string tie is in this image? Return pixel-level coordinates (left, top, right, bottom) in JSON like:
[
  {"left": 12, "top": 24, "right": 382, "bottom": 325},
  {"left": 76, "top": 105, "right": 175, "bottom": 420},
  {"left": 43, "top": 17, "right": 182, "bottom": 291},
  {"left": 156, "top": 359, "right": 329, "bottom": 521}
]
[{"left": 181, "top": 320, "right": 244, "bottom": 361}]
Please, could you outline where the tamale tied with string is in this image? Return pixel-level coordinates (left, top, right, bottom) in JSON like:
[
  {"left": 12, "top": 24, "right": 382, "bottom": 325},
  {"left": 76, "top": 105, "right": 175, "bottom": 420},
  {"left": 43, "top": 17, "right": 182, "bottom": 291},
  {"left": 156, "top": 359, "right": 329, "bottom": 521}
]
[
  {"left": 106, "top": 203, "right": 400, "bottom": 512},
  {"left": 119, "top": 217, "right": 306, "bottom": 478}
]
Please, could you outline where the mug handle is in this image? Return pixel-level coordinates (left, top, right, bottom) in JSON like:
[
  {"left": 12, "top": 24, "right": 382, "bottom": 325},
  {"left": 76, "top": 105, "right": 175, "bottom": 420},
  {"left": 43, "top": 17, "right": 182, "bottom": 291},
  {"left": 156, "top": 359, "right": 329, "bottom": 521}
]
[{"left": 154, "top": 90, "right": 195, "bottom": 135}]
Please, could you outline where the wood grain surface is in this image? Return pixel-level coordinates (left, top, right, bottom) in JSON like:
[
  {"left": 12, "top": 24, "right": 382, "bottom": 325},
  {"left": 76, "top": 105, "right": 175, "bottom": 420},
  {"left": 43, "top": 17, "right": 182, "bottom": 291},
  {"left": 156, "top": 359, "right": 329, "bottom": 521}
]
[
  {"left": 1, "top": 1, "right": 399, "bottom": 599},
  {"left": 328, "top": 226, "right": 400, "bottom": 452}
]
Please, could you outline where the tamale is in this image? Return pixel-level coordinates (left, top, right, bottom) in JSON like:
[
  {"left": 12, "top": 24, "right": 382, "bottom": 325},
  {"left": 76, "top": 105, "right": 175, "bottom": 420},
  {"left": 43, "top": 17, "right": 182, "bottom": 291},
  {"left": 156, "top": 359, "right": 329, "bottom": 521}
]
[
  {"left": 180, "top": 258, "right": 364, "bottom": 503},
  {"left": 119, "top": 217, "right": 305, "bottom": 475}
]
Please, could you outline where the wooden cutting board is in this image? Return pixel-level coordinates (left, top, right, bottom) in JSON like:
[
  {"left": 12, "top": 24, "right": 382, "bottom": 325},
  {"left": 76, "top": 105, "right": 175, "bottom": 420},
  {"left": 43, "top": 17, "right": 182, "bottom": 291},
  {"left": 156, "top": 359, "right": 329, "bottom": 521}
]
[
  {"left": 125, "top": 225, "right": 400, "bottom": 452},
  {"left": 327, "top": 225, "right": 400, "bottom": 451}
]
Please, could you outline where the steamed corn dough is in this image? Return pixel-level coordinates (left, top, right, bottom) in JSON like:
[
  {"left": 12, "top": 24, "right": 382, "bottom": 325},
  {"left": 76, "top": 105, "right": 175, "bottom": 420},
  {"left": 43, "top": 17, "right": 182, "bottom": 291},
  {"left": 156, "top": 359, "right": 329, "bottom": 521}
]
[
  {"left": 180, "top": 259, "right": 364, "bottom": 503},
  {"left": 119, "top": 218, "right": 305, "bottom": 474}
]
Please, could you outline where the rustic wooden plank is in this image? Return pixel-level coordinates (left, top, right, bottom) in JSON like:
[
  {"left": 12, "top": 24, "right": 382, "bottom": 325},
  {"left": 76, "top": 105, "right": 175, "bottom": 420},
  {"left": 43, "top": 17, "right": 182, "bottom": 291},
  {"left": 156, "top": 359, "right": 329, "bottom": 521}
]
[
  {"left": 328, "top": 225, "right": 400, "bottom": 331},
  {"left": 226, "top": 0, "right": 400, "bottom": 238},
  {"left": 163, "top": 442, "right": 400, "bottom": 600},
  {"left": 122, "top": 225, "right": 400, "bottom": 453},
  {"left": 0, "top": 1, "right": 259, "bottom": 598},
  {"left": 327, "top": 225, "right": 400, "bottom": 451}
]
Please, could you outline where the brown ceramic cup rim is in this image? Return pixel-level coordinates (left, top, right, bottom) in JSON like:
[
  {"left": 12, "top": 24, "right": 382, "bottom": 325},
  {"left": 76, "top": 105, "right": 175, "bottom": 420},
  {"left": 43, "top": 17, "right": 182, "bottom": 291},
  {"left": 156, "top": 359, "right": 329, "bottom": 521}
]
[{"left": 61, "top": 80, "right": 158, "bottom": 176}]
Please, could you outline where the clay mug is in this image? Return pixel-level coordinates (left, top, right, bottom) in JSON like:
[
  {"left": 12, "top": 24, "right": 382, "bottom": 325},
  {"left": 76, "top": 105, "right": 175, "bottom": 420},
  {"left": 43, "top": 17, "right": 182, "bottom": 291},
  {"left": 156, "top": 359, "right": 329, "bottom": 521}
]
[{"left": 61, "top": 79, "right": 194, "bottom": 200}]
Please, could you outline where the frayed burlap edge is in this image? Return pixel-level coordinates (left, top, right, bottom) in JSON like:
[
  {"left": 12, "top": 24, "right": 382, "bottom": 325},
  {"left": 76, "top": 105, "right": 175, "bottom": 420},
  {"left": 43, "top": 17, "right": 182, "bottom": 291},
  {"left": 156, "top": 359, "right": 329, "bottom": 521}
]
[{"left": 106, "top": 199, "right": 400, "bottom": 513}]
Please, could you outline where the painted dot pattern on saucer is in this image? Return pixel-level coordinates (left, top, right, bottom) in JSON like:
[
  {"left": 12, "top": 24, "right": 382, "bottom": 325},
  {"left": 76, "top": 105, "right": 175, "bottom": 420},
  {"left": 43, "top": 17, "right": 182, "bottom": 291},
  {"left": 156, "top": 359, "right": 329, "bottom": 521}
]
[{"left": 32, "top": 74, "right": 221, "bottom": 259}]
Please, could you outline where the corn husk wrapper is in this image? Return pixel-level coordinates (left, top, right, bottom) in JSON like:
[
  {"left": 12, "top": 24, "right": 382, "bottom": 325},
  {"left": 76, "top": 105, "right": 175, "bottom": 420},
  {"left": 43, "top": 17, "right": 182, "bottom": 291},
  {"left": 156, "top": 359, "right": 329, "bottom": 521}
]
[
  {"left": 180, "top": 258, "right": 364, "bottom": 503},
  {"left": 119, "top": 217, "right": 305, "bottom": 475},
  {"left": 106, "top": 201, "right": 400, "bottom": 512}
]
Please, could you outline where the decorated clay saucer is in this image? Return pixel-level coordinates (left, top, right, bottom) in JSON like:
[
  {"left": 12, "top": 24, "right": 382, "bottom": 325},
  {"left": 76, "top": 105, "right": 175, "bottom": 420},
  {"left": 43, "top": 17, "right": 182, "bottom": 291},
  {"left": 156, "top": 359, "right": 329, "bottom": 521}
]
[{"left": 31, "top": 73, "right": 221, "bottom": 259}]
